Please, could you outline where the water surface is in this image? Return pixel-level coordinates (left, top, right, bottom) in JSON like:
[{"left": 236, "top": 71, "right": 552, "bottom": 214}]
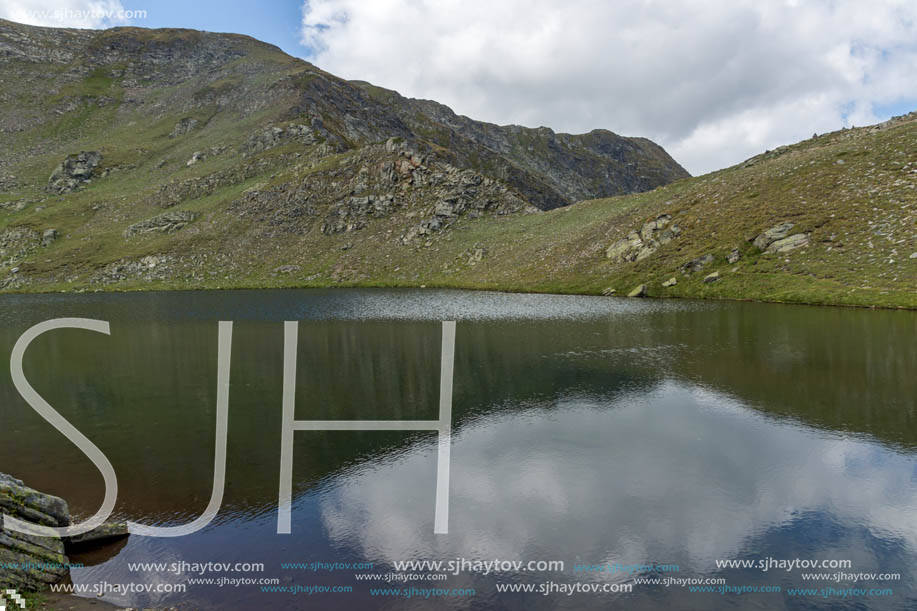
[{"left": 0, "top": 289, "right": 914, "bottom": 609}]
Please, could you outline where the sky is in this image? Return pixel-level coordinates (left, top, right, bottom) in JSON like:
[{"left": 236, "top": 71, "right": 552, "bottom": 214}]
[{"left": 3, "top": 0, "right": 917, "bottom": 175}]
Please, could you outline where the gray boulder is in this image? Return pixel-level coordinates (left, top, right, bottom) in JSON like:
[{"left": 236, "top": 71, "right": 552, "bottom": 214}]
[
  {"left": 753, "top": 222, "right": 794, "bottom": 251},
  {"left": 767, "top": 233, "right": 809, "bottom": 253},
  {"left": 41, "top": 229, "right": 58, "bottom": 247},
  {"left": 681, "top": 254, "right": 714, "bottom": 274},
  {"left": 169, "top": 117, "right": 199, "bottom": 138},
  {"left": 47, "top": 151, "right": 102, "bottom": 194}
]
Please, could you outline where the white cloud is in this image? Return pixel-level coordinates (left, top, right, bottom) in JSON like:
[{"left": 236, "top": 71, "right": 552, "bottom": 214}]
[
  {"left": 301, "top": 0, "right": 917, "bottom": 175},
  {"left": 317, "top": 383, "right": 917, "bottom": 596},
  {"left": 2, "top": 0, "right": 130, "bottom": 29}
]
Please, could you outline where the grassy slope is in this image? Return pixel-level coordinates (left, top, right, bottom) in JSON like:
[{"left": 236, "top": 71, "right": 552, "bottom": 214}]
[
  {"left": 3, "top": 115, "right": 916, "bottom": 308},
  {"left": 0, "top": 25, "right": 914, "bottom": 308}
]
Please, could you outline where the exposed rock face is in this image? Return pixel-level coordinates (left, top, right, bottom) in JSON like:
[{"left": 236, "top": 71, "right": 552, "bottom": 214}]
[
  {"left": 627, "top": 284, "right": 647, "bottom": 297},
  {"left": 0, "top": 473, "right": 70, "bottom": 591},
  {"left": 386, "top": 93, "right": 691, "bottom": 208},
  {"left": 47, "top": 151, "right": 101, "bottom": 194},
  {"left": 704, "top": 271, "right": 721, "bottom": 283},
  {"left": 125, "top": 210, "right": 198, "bottom": 237},
  {"left": 243, "top": 123, "right": 323, "bottom": 155},
  {"left": 322, "top": 194, "right": 395, "bottom": 235},
  {"left": 230, "top": 142, "right": 532, "bottom": 241},
  {"left": 149, "top": 155, "right": 284, "bottom": 209}
]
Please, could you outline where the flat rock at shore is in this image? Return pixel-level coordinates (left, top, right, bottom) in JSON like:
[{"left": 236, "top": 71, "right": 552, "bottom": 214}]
[
  {"left": 0, "top": 473, "right": 71, "bottom": 591},
  {"left": 1, "top": 473, "right": 130, "bottom": 593}
]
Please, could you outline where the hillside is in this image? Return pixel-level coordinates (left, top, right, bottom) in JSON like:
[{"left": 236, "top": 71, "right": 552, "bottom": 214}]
[{"left": 0, "top": 19, "right": 914, "bottom": 308}]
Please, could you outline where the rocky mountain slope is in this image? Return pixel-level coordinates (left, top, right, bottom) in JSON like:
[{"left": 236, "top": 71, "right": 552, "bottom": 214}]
[{"left": 0, "top": 19, "right": 914, "bottom": 308}]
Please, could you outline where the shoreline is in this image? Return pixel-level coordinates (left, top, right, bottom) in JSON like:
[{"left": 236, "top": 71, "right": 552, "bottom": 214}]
[{"left": 0, "top": 282, "right": 914, "bottom": 312}]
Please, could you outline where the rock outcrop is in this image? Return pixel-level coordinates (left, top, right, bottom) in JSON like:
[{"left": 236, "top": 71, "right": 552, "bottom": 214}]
[
  {"left": 0, "top": 474, "right": 70, "bottom": 591},
  {"left": 767, "top": 232, "right": 809, "bottom": 253},
  {"left": 606, "top": 214, "right": 681, "bottom": 262},
  {"left": 169, "top": 117, "right": 198, "bottom": 138},
  {"left": 41, "top": 229, "right": 58, "bottom": 247},
  {"left": 752, "top": 222, "right": 809, "bottom": 253},
  {"left": 681, "top": 254, "right": 714, "bottom": 274},
  {"left": 47, "top": 151, "right": 101, "bottom": 194}
]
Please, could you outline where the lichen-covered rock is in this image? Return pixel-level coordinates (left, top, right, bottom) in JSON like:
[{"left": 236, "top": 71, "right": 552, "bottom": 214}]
[
  {"left": 727, "top": 248, "right": 741, "bottom": 264},
  {"left": 767, "top": 233, "right": 809, "bottom": 253},
  {"left": 627, "top": 283, "right": 647, "bottom": 297},
  {"left": 0, "top": 473, "right": 70, "bottom": 591},
  {"left": 753, "top": 222, "right": 795, "bottom": 251},
  {"left": 606, "top": 232, "right": 644, "bottom": 261},
  {"left": 662, "top": 277, "right": 677, "bottom": 287},
  {"left": 47, "top": 151, "right": 101, "bottom": 194},
  {"left": 605, "top": 214, "right": 678, "bottom": 262},
  {"left": 704, "top": 271, "right": 721, "bottom": 283}
]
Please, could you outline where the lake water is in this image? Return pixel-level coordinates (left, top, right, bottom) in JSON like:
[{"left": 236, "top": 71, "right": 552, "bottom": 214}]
[{"left": 0, "top": 289, "right": 915, "bottom": 610}]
